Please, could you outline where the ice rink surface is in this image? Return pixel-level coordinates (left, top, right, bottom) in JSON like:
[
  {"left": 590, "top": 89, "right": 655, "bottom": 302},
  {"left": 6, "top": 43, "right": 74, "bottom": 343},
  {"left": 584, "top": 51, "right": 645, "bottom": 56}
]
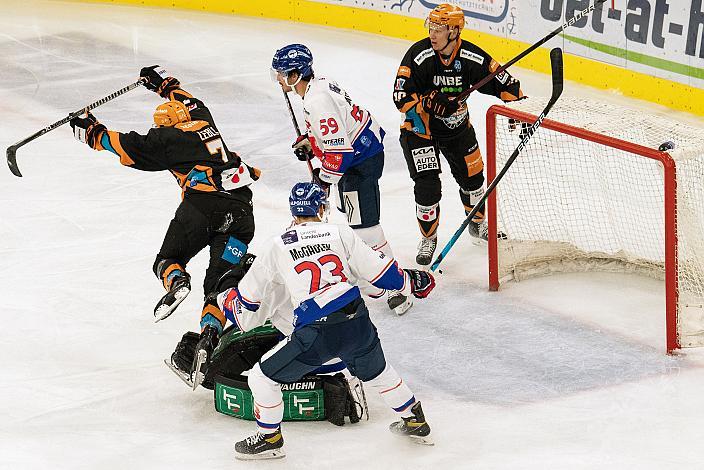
[{"left": 2, "top": 1, "right": 704, "bottom": 469}]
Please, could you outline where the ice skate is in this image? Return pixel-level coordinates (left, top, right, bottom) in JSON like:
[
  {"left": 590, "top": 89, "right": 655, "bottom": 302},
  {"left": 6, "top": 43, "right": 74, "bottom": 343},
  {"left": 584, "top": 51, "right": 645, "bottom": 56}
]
[
  {"left": 191, "top": 325, "right": 219, "bottom": 390},
  {"left": 467, "top": 219, "right": 488, "bottom": 245},
  {"left": 164, "top": 331, "right": 199, "bottom": 388},
  {"left": 164, "top": 357, "right": 195, "bottom": 388},
  {"left": 389, "top": 401, "right": 433, "bottom": 446},
  {"left": 154, "top": 272, "right": 191, "bottom": 322},
  {"left": 415, "top": 237, "right": 437, "bottom": 267},
  {"left": 467, "top": 219, "right": 506, "bottom": 246},
  {"left": 387, "top": 290, "right": 413, "bottom": 315},
  {"left": 234, "top": 430, "right": 285, "bottom": 460}
]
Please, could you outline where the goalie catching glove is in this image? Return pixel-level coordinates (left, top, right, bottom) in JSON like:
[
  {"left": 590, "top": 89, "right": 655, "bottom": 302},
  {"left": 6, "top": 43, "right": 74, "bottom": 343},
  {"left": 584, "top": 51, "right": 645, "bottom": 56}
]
[{"left": 70, "top": 112, "right": 106, "bottom": 149}]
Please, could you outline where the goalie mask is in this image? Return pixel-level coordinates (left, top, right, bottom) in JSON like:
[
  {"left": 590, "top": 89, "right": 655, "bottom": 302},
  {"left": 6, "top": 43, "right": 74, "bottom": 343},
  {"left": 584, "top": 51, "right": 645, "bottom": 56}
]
[{"left": 153, "top": 100, "right": 191, "bottom": 127}]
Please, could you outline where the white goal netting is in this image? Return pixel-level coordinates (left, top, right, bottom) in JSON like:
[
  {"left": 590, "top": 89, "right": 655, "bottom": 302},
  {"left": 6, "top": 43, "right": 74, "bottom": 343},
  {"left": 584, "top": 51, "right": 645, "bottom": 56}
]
[{"left": 489, "top": 97, "right": 704, "bottom": 350}]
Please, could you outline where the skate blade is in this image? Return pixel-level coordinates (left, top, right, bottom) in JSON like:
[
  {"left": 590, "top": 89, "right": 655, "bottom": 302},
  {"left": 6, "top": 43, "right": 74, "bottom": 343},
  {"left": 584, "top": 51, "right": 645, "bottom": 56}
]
[
  {"left": 409, "top": 435, "right": 434, "bottom": 446},
  {"left": 191, "top": 349, "right": 208, "bottom": 391},
  {"left": 154, "top": 287, "right": 190, "bottom": 323},
  {"left": 164, "top": 359, "right": 196, "bottom": 388},
  {"left": 235, "top": 448, "right": 286, "bottom": 460},
  {"left": 470, "top": 236, "right": 487, "bottom": 247},
  {"left": 393, "top": 298, "right": 413, "bottom": 316}
]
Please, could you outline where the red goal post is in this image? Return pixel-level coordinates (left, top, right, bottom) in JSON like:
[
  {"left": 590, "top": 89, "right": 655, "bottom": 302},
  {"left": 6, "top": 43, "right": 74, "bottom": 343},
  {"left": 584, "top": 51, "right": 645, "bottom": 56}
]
[{"left": 485, "top": 101, "right": 701, "bottom": 354}]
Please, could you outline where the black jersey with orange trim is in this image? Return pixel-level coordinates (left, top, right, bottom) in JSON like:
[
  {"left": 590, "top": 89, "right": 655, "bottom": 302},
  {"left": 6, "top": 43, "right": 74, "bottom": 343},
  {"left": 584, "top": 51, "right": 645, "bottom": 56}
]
[
  {"left": 94, "top": 87, "right": 258, "bottom": 199},
  {"left": 393, "top": 37, "right": 524, "bottom": 140}
]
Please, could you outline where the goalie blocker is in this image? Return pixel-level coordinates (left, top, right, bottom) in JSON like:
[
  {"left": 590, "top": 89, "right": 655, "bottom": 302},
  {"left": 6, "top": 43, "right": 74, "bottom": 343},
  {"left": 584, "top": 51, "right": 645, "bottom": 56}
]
[{"left": 169, "top": 323, "right": 364, "bottom": 426}]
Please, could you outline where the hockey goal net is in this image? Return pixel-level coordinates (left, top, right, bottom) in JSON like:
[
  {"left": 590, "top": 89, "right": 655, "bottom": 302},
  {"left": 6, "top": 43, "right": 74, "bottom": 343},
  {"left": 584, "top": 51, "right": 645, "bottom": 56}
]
[{"left": 486, "top": 98, "right": 704, "bottom": 353}]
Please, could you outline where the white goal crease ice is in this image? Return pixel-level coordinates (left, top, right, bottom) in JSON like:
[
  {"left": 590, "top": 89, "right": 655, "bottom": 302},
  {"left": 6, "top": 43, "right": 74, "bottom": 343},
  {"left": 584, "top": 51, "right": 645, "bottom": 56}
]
[{"left": 485, "top": 97, "right": 704, "bottom": 353}]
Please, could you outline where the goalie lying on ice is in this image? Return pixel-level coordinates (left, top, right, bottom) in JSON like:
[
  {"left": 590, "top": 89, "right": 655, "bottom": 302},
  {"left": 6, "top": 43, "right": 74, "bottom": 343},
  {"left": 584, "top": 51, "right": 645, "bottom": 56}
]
[{"left": 168, "top": 322, "right": 367, "bottom": 427}]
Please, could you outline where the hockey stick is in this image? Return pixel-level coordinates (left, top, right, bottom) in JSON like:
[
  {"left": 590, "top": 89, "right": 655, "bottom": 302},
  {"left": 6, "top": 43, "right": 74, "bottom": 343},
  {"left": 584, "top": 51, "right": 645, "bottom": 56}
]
[
  {"left": 430, "top": 47, "right": 564, "bottom": 273},
  {"left": 6, "top": 78, "right": 146, "bottom": 177},
  {"left": 455, "top": 0, "right": 604, "bottom": 104},
  {"left": 281, "top": 88, "right": 317, "bottom": 181}
]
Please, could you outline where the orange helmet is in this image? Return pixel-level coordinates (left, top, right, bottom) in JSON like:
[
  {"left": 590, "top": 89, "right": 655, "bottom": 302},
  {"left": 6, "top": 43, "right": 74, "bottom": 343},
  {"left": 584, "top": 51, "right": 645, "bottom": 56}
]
[
  {"left": 425, "top": 3, "right": 465, "bottom": 31},
  {"left": 153, "top": 100, "right": 191, "bottom": 127}
]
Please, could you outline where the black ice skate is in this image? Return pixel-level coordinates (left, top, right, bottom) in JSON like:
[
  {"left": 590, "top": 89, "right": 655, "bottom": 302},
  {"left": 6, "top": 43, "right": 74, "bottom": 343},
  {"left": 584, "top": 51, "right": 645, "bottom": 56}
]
[
  {"left": 154, "top": 272, "right": 191, "bottom": 323},
  {"left": 389, "top": 401, "right": 433, "bottom": 446},
  {"left": 467, "top": 219, "right": 488, "bottom": 245},
  {"left": 387, "top": 290, "right": 413, "bottom": 315},
  {"left": 467, "top": 220, "right": 507, "bottom": 246},
  {"left": 164, "top": 331, "right": 199, "bottom": 388},
  {"left": 416, "top": 237, "right": 437, "bottom": 267},
  {"left": 190, "top": 325, "right": 219, "bottom": 390},
  {"left": 234, "top": 430, "right": 285, "bottom": 460}
]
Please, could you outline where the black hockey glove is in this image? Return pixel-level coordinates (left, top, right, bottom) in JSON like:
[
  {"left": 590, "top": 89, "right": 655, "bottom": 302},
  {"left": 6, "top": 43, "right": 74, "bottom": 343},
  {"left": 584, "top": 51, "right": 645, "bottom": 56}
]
[
  {"left": 140, "top": 65, "right": 180, "bottom": 98},
  {"left": 403, "top": 269, "right": 436, "bottom": 299},
  {"left": 421, "top": 90, "right": 459, "bottom": 118},
  {"left": 70, "top": 112, "right": 106, "bottom": 149},
  {"left": 292, "top": 134, "right": 314, "bottom": 162}
]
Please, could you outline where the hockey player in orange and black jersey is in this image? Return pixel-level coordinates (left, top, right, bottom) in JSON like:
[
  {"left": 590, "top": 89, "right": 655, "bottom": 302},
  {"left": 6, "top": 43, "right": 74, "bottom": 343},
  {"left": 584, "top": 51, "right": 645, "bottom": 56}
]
[
  {"left": 393, "top": 3, "right": 524, "bottom": 266},
  {"left": 69, "top": 66, "right": 259, "bottom": 366}
]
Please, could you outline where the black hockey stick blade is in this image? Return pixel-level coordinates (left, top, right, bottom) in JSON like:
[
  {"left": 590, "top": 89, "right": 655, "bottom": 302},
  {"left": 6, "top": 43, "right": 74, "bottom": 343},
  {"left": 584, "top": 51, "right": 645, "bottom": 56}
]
[
  {"left": 548, "top": 48, "right": 564, "bottom": 105},
  {"left": 7, "top": 145, "right": 21, "bottom": 177},
  {"left": 5, "top": 78, "right": 145, "bottom": 178}
]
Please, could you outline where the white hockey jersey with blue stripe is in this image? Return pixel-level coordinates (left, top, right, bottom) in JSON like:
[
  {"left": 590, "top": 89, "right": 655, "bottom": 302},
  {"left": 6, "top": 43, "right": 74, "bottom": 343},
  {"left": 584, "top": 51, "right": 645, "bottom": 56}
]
[
  {"left": 303, "top": 77, "right": 385, "bottom": 185},
  {"left": 218, "top": 221, "right": 406, "bottom": 333}
]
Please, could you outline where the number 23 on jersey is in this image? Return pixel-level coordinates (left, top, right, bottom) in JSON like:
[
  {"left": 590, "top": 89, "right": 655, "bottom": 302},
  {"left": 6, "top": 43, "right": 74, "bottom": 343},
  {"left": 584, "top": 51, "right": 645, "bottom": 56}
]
[{"left": 295, "top": 254, "right": 348, "bottom": 294}]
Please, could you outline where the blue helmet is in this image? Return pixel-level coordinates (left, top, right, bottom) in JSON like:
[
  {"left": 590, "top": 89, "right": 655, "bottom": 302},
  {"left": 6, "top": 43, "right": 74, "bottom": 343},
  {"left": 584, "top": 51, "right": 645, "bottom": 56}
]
[
  {"left": 289, "top": 182, "right": 326, "bottom": 217},
  {"left": 272, "top": 44, "right": 314, "bottom": 78}
]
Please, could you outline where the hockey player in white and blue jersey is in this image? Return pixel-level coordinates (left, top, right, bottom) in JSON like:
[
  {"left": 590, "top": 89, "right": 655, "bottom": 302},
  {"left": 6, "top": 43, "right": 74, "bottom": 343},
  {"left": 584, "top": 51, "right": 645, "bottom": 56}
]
[
  {"left": 271, "top": 44, "right": 413, "bottom": 315},
  {"left": 218, "top": 182, "right": 436, "bottom": 460}
]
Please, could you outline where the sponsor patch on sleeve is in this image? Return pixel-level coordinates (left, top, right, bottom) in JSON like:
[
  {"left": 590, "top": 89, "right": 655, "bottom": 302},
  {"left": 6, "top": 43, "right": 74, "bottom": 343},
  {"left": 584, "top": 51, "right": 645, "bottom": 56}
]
[
  {"left": 222, "top": 236, "right": 247, "bottom": 264},
  {"left": 397, "top": 66, "right": 411, "bottom": 78},
  {"left": 322, "top": 153, "right": 343, "bottom": 172}
]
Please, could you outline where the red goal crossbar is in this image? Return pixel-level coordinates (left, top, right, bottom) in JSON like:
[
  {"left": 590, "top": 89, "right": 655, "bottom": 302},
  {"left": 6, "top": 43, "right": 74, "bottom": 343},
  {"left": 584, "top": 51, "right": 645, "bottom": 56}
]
[{"left": 485, "top": 105, "right": 679, "bottom": 353}]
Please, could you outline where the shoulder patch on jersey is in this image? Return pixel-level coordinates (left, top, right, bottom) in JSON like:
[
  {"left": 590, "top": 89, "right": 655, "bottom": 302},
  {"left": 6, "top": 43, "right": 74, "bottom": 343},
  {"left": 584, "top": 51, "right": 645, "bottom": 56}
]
[
  {"left": 281, "top": 230, "right": 299, "bottom": 245},
  {"left": 397, "top": 66, "right": 411, "bottom": 78},
  {"left": 174, "top": 120, "right": 210, "bottom": 132},
  {"left": 460, "top": 49, "right": 484, "bottom": 65},
  {"left": 414, "top": 48, "right": 434, "bottom": 66}
]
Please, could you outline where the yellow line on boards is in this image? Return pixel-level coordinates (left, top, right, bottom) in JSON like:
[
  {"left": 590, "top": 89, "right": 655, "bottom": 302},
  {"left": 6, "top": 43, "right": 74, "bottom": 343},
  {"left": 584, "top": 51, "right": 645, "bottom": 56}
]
[{"left": 66, "top": 0, "right": 704, "bottom": 116}]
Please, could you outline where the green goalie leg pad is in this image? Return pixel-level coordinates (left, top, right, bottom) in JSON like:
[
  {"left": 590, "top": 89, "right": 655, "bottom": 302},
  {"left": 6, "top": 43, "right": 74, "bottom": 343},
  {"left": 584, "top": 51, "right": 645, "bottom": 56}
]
[{"left": 214, "top": 375, "right": 326, "bottom": 421}]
